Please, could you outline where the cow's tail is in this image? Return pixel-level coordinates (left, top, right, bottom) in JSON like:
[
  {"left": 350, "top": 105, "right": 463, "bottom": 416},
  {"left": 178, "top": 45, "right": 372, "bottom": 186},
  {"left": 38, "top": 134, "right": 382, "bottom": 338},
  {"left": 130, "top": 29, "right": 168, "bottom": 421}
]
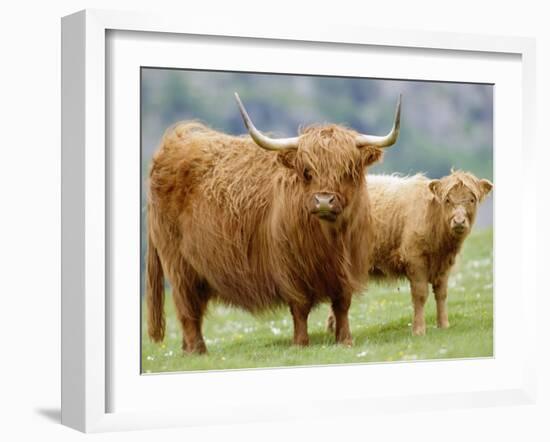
[{"left": 146, "top": 231, "right": 165, "bottom": 343}]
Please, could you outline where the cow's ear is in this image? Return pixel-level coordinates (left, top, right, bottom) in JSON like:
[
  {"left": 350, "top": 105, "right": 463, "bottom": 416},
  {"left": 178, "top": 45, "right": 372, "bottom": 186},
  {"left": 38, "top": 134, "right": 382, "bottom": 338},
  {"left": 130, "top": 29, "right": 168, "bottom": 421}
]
[
  {"left": 363, "top": 147, "right": 383, "bottom": 167},
  {"left": 429, "top": 179, "right": 442, "bottom": 201},
  {"left": 478, "top": 178, "right": 493, "bottom": 201},
  {"left": 277, "top": 150, "right": 296, "bottom": 169}
]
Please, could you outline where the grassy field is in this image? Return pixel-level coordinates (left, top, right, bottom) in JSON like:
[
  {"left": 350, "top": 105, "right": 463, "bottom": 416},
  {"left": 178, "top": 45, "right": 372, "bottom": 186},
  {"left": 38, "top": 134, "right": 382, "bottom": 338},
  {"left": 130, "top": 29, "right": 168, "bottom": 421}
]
[{"left": 141, "top": 228, "right": 493, "bottom": 373}]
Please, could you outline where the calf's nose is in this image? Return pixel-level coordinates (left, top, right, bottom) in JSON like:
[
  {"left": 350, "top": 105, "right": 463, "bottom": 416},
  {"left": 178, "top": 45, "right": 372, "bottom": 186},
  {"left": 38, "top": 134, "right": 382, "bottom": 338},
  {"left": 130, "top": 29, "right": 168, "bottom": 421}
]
[{"left": 454, "top": 216, "right": 466, "bottom": 226}]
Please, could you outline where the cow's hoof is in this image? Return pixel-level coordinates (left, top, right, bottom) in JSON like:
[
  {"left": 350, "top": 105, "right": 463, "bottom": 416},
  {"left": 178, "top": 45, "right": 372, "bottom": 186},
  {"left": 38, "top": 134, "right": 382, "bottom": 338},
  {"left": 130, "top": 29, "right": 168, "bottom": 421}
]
[
  {"left": 293, "top": 336, "right": 310, "bottom": 347},
  {"left": 183, "top": 341, "right": 207, "bottom": 354},
  {"left": 438, "top": 321, "right": 450, "bottom": 329},
  {"left": 412, "top": 327, "right": 426, "bottom": 336},
  {"left": 337, "top": 337, "right": 353, "bottom": 347}
]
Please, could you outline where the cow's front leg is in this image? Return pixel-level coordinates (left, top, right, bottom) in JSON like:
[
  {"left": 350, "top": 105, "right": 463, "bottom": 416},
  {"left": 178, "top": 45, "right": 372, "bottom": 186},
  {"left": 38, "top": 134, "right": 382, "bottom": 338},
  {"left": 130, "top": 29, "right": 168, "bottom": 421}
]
[
  {"left": 331, "top": 295, "right": 353, "bottom": 346},
  {"left": 410, "top": 279, "right": 429, "bottom": 336},
  {"left": 433, "top": 275, "right": 450, "bottom": 329},
  {"left": 290, "top": 302, "right": 312, "bottom": 346}
]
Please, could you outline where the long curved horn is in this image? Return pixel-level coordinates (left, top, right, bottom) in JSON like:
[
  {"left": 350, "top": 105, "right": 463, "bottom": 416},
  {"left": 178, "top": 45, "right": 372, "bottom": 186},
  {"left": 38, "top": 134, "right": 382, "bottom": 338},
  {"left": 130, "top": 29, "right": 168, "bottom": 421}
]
[
  {"left": 356, "top": 94, "right": 402, "bottom": 148},
  {"left": 234, "top": 92, "right": 299, "bottom": 151}
]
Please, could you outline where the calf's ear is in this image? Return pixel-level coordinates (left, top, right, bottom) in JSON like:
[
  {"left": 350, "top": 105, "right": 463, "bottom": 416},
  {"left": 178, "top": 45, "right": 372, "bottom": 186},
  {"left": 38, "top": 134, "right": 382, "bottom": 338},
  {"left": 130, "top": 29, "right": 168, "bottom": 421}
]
[
  {"left": 429, "top": 179, "right": 442, "bottom": 201},
  {"left": 478, "top": 178, "right": 493, "bottom": 201}
]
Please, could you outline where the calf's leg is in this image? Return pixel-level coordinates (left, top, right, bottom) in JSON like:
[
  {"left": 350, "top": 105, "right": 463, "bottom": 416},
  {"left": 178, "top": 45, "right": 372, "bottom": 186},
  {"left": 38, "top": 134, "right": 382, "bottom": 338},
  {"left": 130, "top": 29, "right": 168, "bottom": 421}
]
[
  {"left": 433, "top": 276, "right": 450, "bottom": 329},
  {"left": 289, "top": 301, "right": 312, "bottom": 346},
  {"left": 409, "top": 279, "right": 429, "bottom": 336}
]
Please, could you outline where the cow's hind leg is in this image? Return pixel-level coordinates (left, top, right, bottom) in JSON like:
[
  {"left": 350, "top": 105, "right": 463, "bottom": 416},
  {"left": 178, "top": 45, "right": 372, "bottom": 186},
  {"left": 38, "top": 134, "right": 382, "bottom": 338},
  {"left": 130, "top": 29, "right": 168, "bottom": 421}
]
[
  {"left": 169, "top": 260, "right": 210, "bottom": 354},
  {"left": 289, "top": 301, "right": 312, "bottom": 346},
  {"left": 331, "top": 294, "right": 353, "bottom": 346}
]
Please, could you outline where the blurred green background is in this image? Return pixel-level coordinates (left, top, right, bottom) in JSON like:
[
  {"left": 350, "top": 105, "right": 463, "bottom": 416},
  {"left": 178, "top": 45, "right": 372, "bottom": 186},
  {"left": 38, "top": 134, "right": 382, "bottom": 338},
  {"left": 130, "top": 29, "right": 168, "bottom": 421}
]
[
  {"left": 141, "top": 69, "right": 493, "bottom": 180},
  {"left": 139, "top": 69, "right": 493, "bottom": 371}
]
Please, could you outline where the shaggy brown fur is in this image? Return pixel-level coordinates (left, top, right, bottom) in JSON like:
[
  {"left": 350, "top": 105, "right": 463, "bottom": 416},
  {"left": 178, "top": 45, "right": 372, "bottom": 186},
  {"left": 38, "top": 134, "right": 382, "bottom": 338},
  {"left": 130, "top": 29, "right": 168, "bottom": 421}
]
[
  {"left": 327, "top": 170, "right": 493, "bottom": 335},
  {"left": 146, "top": 121, "right": 386, "bottom": 353}
]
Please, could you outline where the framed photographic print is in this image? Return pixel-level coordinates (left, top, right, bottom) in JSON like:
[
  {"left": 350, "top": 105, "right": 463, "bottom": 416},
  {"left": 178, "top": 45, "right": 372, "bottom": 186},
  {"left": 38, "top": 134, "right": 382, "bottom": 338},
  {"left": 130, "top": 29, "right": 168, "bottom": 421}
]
[
  {"left": 139, "top": 68, "right": 494, "bottom": 373},
  {"left": 61, "top": 9, "right": 537, "bottom": 433}
]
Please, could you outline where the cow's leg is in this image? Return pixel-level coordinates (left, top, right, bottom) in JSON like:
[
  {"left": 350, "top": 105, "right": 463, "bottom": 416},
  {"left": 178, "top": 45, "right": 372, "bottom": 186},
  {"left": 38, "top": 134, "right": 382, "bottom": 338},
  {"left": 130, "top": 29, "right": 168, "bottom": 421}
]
[
  {"left": 179, "top": 302, "right": 208, "bottom": 354},
  {"left": 170, "top": 261, "right": 209, "bottom": 354},
  {"left": 433, "top": 275, "right": 450, "bottom": 329},
  {"left": 331, "top": 294, "right": 353, "bottom": 346},
  {"left": 326, "top": 306, "right": 336, "bottom": 333},
  {"left": 410, "top": 279, "right": 429, "bottom": 336},
  {"left": 289, "top": 301, "right": 312, "bottom": 346}
]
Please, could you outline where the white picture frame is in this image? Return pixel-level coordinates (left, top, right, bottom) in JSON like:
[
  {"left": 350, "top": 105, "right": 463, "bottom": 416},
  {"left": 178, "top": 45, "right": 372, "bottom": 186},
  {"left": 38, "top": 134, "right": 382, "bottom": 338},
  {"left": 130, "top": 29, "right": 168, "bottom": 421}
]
[{"left": 61, "top": 9, "right": 537, "bottom": 433}]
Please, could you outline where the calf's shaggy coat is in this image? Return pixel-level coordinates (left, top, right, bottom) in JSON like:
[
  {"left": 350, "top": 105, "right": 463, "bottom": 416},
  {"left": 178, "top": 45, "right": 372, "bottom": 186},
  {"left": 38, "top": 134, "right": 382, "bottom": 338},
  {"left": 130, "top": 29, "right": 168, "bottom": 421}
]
[
  {"left": 146, "top": 112, "right": 400, "bottom": 353},
  {"left": 327, "top": 170, "right": 493, "bottom": 335}
]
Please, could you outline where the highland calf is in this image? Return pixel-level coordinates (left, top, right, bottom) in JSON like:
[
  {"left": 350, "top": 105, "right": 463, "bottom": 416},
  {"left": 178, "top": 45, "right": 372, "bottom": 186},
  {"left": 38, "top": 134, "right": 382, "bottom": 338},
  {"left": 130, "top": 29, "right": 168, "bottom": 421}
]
[
  {"left": 146, "top": 93, "right": 402, "bottom": 353},
  {"left": 327, "top": 170, "right": 493, "bottom": 335}
]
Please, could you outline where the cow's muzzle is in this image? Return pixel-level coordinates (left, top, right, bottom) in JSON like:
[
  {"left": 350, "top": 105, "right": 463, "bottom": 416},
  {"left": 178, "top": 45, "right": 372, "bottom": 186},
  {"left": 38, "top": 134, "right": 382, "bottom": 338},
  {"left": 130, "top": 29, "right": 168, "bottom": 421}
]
[{"left": 309, "top": 193, "right": 343, "bottom": 222}]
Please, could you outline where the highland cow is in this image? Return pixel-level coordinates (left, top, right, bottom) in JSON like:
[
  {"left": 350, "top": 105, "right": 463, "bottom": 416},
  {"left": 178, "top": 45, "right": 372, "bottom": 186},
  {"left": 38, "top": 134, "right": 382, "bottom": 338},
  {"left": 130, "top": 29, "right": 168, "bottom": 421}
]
[
  {"left": 146, "top": 93, "right": 402, "bottom": 353},
  {"left": 327, "top": 170, "right": 493, "bottom": 336}
]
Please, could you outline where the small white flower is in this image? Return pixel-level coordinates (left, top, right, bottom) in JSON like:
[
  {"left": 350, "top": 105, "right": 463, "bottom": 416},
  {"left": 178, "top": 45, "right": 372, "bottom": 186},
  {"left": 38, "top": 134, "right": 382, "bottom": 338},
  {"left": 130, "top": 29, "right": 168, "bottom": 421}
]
[{"left": 356, "top": 351, "right": 368, "bottom": 357}]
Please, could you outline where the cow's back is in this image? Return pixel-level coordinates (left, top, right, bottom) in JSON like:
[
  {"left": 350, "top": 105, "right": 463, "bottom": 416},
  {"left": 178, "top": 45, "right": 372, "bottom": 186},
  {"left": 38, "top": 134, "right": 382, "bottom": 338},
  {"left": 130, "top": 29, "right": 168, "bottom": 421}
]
[{"left": 147, "top": 122, "right": 290, "bottom": 311}]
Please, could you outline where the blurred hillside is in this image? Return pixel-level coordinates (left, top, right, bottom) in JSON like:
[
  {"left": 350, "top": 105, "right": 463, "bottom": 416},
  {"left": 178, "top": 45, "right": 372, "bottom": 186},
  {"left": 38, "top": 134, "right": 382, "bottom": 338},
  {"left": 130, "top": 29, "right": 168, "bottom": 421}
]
[{"left": 141, "top": 69, "right": 493, "bottom": 181}]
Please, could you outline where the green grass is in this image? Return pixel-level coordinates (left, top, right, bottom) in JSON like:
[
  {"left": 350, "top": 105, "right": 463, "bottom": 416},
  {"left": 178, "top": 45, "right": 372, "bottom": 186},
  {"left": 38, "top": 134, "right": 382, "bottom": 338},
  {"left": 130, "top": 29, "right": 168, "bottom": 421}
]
[{"left": 141, "top": 228, "right": 493, "bottom": 373}]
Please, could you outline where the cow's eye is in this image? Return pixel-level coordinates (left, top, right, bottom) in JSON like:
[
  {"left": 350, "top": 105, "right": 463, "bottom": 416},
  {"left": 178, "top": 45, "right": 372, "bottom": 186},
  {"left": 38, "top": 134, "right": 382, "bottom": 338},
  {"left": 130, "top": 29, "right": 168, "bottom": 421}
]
[
  {"left": 303, "top": 168, "right": 312, "bottom": 183},
  {"left": 445, "top": 198, "right": 451, "bottom": 204},
  {"left": 470, "top": 198, "right": 475, "bottom": 204}
]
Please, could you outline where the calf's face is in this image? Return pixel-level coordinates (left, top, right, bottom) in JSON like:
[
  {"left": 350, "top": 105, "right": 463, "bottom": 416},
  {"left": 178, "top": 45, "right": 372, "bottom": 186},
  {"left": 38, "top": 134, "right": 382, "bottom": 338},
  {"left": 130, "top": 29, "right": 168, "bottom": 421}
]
[
  {"left": 443, "top": 186, "right": 477, "bottom": 236},
  {"left": 429, "top": 171, "right": 493, "bottom": 238}
]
